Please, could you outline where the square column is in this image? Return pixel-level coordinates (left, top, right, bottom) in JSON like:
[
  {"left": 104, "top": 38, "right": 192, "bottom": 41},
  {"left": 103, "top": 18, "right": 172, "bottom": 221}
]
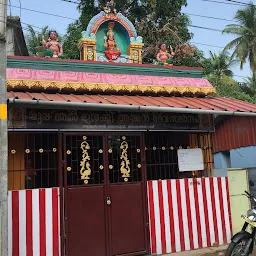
[
  {"left": 128, "top": 43, "right": 144, "bottom": 64},
  {"left": 78, "top": 38, "right": 97, "bottom": 61}
]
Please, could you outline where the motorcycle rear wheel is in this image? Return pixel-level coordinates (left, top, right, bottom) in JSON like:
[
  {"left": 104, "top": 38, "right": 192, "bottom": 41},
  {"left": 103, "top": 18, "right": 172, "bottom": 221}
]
[{"left": 225, "top": 238, "right": 250, "bottom": 256}]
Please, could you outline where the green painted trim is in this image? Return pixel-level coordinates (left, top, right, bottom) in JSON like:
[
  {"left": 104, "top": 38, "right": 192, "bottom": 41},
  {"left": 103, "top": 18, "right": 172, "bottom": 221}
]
[{"left": 7, "top": 58, "right": 204, "bottom": 78}]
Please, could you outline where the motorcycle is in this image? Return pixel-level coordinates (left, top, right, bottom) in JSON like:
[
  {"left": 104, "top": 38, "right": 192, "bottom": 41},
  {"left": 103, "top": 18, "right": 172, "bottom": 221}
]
[{"left": 226, "top": 182, "right": 256, "bottom": 256}]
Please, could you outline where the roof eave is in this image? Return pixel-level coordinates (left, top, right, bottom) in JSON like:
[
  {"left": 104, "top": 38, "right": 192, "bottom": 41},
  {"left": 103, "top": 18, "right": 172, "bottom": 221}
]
[{"left": 8, "top": 98, "right": 256, "bottom": 117}]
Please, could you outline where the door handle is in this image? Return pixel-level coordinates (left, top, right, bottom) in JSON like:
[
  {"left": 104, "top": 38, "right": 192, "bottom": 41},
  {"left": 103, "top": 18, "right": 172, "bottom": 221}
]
[{"left": 106, "top": 196, "right": 111, "bottom": 205}]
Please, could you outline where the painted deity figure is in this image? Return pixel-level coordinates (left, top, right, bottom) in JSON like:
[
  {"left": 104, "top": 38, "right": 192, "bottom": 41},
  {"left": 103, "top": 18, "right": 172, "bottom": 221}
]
[
  {"left": 156, "top": 44, "right": 175, "bottom": 66},
  {"left": 41, "top": 31, "right": 64, "bottom": 58},
  {"left": 104, "top": 22, "right": 121, "bottom": 61}
]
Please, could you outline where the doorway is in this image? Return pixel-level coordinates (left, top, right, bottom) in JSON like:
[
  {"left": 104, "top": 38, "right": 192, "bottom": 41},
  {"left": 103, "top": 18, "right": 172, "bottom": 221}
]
[{"left": 63, "top": 133, "right": 148, "bottom": 256}]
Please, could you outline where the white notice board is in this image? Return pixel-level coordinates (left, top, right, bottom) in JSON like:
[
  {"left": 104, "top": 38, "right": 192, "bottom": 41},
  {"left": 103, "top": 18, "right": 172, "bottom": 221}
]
[{"left": 177, "top": 148, "right": 204, "bottom": 172}]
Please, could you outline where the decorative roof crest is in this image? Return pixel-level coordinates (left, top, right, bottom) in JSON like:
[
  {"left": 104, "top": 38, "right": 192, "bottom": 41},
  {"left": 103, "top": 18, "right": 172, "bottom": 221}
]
[{"left": 103, "top": 0, "right": 117, "bottom": 18}]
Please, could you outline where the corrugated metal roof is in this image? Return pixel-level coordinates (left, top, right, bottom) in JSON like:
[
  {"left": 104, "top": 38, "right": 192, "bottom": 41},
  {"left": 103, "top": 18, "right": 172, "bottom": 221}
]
[
  {"left": 213, "top": 116, "right": 256, "bottom": 152},
  {"left": 7, "top": 91, "right": 256, "bottom": 113}
]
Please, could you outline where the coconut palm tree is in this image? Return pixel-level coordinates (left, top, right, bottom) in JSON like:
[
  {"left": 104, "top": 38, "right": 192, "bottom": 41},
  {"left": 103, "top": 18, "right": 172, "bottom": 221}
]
[
  {"left": 244, "top": 72, "right": 256, "bottom": 95},
  {"left": 223, "top": 3, "right": 256, "bottom": 71},
  {"left": 25, "top": 25, "right": 49, "bottom": 56},
  {"left": 203, "top": 50, "right": 234, "bottom": 78}
]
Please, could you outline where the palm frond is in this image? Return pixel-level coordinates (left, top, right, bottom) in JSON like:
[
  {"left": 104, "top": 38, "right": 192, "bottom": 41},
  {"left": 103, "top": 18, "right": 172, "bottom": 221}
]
[{"left": 223, "top": 3, "right": 256, "bottom": 72}]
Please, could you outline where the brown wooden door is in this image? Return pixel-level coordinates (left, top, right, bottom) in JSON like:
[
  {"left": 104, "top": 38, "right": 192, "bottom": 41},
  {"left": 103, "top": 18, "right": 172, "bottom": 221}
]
[
  {"left": 64, "top": 133, "right": 148, "bottom": 256},
  {"left": 64, "top": 134, "right": 107, "bottom": 256},
  {"left": 107, "top": 135, "right": 148, "bottom": 256}
]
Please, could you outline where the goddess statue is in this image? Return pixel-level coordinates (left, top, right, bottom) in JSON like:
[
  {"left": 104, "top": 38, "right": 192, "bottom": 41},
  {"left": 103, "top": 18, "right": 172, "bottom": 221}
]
[
  {"left": 156, "top": 44, "right": 175, "bottom": 66},
  {"left": 104, "top": 22, "right": 121, "bottom": 61},
  {"left": 41, "top": 31, "right": 64, "bottom": 58}
]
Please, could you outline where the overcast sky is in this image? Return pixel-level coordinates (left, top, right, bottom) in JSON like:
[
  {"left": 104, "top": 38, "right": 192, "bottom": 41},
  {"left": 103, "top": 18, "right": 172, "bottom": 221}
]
[{"left": 8, "top": 0, "right": 255, "bottom": 81}]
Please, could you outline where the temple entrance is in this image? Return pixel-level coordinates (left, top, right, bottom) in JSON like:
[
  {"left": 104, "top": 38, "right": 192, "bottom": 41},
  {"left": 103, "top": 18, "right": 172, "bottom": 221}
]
[{"left": 64, "top": 133, "right": 148, "bottom": 256}]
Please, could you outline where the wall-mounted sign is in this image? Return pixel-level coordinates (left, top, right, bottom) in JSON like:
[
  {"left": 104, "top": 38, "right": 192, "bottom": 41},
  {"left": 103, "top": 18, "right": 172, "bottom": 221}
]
[
  {"left": 178, "top": 148, "right": 204, "bottom": 172},
  {"left": 8, "top": 107, "right": 214, "bottom": 132}
]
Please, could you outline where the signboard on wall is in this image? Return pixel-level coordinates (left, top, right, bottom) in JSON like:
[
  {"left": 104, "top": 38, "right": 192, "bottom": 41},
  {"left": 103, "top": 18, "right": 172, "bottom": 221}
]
[
  {"left": 178, "top": 148, "right": 204, "bottom": 172},
  {"left": 8, "top": 107, "right": 214, "bottom": 132}
]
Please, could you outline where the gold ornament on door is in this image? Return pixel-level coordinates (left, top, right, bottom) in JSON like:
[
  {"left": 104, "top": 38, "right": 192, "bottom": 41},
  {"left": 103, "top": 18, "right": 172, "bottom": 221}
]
[
  {"left": 80, "top": 137, "right": 91, "bottom": 184},
  {"left": 120, "top": 137, "right": 130, "bottom": 182}
]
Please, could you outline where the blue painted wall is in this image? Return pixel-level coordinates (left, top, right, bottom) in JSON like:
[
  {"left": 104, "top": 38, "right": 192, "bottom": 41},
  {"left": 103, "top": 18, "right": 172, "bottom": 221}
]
[
  {"left": 214, "top": 152, "right": 230, "bottom": 169},
  {"left": 230, "top": 146, "right": 256, "bottom": 168},
  {"left": 213, "top": 146, "right": 256, "bottom": 177},
  {"left": 214, "top": 146, "right": 256, "bottom": 169}
]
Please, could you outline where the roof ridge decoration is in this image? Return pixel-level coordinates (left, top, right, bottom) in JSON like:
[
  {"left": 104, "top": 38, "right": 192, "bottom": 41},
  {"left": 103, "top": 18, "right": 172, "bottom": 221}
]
[
  {"left": 79, "top": 0, "right": 144, "bottom": 64},
  {"left": 6, "top": 79, "right": 216, "bottom": 95}
]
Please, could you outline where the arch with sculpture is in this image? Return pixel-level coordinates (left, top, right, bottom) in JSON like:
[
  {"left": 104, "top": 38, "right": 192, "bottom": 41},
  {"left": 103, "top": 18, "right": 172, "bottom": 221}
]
[{"left": 40, "top": 0, "right": 196, "bottom": 65}]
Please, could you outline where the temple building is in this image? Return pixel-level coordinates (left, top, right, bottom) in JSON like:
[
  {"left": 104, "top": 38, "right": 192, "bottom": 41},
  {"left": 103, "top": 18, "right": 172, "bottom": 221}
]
[{"left": 6, "top": 2, "right": 256, "bottom": 255}]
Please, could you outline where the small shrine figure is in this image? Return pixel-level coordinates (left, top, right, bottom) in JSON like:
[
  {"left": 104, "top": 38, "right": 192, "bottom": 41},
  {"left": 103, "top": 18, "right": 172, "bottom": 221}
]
[
  {"left": 41, "top": 31, "right": 64, "bottom": 58},
  {"left": 156, "top": 44, "right": 175, "bottom": 66},
  {"left": 104, "top": 22, "right": 121, "bottom": 61},
  {"left": 104, "top": 0, "right": 117, "bottom": 16}
]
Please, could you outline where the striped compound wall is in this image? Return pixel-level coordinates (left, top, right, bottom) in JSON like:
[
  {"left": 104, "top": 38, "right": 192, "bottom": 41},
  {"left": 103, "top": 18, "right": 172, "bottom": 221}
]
[
  {"left": 8, "top": 188, "right": 60, "bottom": 256},
  {"left": 147, "top": 178, "right": 232, "bottom": 254},
  {"left": 8, "top": 178, "right": 232, "bottom": 255}
]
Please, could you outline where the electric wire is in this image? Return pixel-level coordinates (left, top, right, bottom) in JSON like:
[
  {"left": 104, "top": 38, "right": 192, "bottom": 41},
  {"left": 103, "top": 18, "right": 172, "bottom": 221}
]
[
  {"left": 200, "top": 0, "right": 248, "bottom": 6},
  {"left": 0, "top": 1, "right": 251, "bottom": 78}
]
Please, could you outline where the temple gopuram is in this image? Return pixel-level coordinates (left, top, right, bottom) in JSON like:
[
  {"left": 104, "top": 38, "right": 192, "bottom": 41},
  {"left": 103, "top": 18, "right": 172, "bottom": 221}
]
[{"left": 6, "top": 2, "right": 256, "bottom": 255}]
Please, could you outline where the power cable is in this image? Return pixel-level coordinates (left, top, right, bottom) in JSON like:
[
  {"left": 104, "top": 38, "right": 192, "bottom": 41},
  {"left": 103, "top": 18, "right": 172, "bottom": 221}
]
[
  {"left": 0, "top": 2, "right": 237, "bottom": 27},
  {"left": 223, "top": 0, "right": 250, "bottom": 6},
  {"left": 189, "top": 24, "right": 222, "bottom": 32},
  {"left": 0, "top": 2, "right": 76, "bottom": 21},
  {"left": 190, "top": 42, "right": 224, "bottom": 48},
  {"left": 207, "top": 0, "right": 256, "bottom": 8},
  {"left": 200, "top": 0, "right": 247, "bottom": 6},
  {"left": 0, "top": 20, "right": 251, "bottom": 80},
  {"left": 0, "top": 14, "right": 227, "bottom": 53},
  {"left": 184, "top": 12, "right": 233, "bottom": 22},
  {"left": 61, "top": 0, "right": 80, "bottom": 4}
]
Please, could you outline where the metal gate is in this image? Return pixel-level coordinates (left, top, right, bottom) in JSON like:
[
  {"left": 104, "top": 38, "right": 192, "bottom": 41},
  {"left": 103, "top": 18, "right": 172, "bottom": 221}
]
[{"left": 63, "top": 133, "right": 148, "bottom": 256}]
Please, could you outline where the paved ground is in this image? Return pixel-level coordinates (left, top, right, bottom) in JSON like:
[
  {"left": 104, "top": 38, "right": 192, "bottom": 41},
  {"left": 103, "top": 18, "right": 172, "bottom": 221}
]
[
  {"left": 162, "top": 245, "right": 227, "bottom": 256},
  {"left": 162, "top": 245, "right": 256, "bottom": 255},
  {"left": 205, "top": 251, "right": 256, "bottom": 256},
  {"left": 200, "top": 250, "right": 256, "bottom": 256}
]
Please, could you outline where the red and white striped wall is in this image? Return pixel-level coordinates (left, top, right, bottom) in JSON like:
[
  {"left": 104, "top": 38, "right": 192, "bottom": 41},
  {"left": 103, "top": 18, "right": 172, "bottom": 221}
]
[
  {"left": 8, "top": 188, "right": 61, "bottom": 256},
  {"left": 147, "top": 177, "right": 232, "bottom": 255}
]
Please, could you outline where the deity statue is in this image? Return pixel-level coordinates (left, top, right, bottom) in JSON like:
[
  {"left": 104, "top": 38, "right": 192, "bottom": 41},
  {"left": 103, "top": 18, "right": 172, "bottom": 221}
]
[
  {"left": 104, "top": 22, "right": 121, "bottom": 61},
  {"left": 156, "top": 44, "right": 175, "bottom": 66},
  {"left": 41, "top": 31, "right": 64, "bottom": 58}
]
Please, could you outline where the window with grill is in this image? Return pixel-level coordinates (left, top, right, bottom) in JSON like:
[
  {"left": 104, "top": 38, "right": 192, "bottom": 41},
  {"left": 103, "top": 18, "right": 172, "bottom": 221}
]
[
  {"left": 145, "top": 132, "right": 213, "bottom": 180},
  {"left": 8, "top": 132, "right": 58, "bottom": 190}
]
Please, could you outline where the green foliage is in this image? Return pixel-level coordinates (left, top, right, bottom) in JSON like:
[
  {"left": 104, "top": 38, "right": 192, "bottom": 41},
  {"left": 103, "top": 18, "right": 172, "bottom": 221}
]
[
  {"left": 208, "top": 75, "right": 256, "bottom": 103},
  {"left": 63, "top": 0, "right": 195, "bottom": 64},
  {"left": 173, "top": 48, "right": 204, "bottom": 67},
  {"left": 63, "top": 20, "right": 83, "bottom": 59},
  {"left": 25, "top": 25, "right": 48, "bottom": 56},
  {"left": 202, "top": 50, "right": 235, "bottom": 78},
  {"left": 241, "top": 72, "right": 256, "bottom": 96},
  {"left": 223, "top": 3, "right": 256, "bottom": 71}
]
